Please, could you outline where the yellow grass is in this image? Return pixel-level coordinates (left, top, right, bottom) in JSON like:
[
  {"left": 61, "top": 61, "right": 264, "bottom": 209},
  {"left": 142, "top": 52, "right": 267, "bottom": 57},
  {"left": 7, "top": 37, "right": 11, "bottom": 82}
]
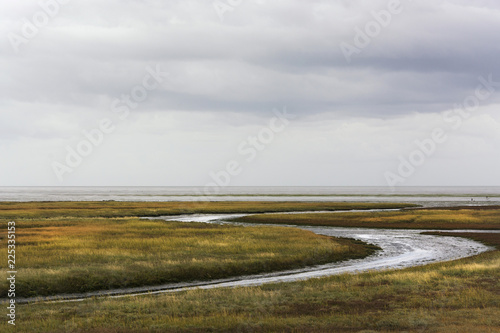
[
  {"left": 8, "top": 249, "right": 499, "bottom": 332},
  {"left": 0, "top": 217, "right": 376, "bottom": 297},
  {"left": 1, "top": 202, "right": 498, "bottom": 332},
  {"left": 235, "top": 208, "right": 500, "bottom": 229}
]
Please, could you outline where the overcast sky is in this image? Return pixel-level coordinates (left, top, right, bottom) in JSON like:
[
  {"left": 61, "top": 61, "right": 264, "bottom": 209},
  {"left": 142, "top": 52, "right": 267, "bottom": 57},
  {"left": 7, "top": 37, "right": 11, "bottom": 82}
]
[{"left": 1, "top": 0, "right": 500, "bottom": 187}]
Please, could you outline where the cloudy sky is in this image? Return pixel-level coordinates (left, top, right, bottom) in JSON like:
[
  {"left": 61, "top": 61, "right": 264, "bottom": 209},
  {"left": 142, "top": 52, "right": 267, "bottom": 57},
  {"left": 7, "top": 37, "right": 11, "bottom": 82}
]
[{"left": 1, "top": 0, "right": 500, "bottom": 187}]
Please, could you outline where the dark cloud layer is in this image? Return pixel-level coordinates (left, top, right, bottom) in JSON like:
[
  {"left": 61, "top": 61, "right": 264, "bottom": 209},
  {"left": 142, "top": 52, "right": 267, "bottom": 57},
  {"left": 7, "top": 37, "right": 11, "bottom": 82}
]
[
  {"left": 2, "top": 1, "right": 500, "bottom": 116},
  {"left": 1, "top": 0, "right": 499, "bottom": 185}
]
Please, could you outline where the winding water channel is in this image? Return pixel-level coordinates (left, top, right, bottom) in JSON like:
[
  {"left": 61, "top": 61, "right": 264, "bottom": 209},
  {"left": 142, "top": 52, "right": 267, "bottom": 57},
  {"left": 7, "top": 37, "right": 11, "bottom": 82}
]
[
  {"left": 14, "top": 210, "right": 498, "bottom": 304},
  {"left": 151, "top": 213, "right": 494, "bottom": 282}
]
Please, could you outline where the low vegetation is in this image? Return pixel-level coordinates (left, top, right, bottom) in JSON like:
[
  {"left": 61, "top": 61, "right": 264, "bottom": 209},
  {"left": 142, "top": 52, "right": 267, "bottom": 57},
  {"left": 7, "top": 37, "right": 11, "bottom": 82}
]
[
  {"left": 10, "top": 233, "right": 500, "bottom": 332},
  {"left": 0, "top": 201, "right": 416, "bottom": 219},
  {"left": 235, "top": 207, "right": 500, "bottom": 229},
  {"left": 0, "top": 218, "right": 377, "bottom": 298},
  {"left": 1, "top": 202, "right": 498, "bottom": 332}
]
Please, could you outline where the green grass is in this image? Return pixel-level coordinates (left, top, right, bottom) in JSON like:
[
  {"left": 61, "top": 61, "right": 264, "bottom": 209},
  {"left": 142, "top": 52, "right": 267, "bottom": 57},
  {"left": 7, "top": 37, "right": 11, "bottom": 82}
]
[
  {"left": 0, "top": 201, "right": 412, "bottom": 298},
  {"left": 234, "top": 207, "right": 500, "bottom": 229},
  {"left": 2, "top": 202, "right": 499, "bottom": 332},
  {"left": 9, "top": 235, "right": 500, "bottom": 332},
  {"left": 0, "top": 218, "right": 377, "bottom": 298},
  {"left": 0, "top": 201, "right": 417, "bottom": 219}
]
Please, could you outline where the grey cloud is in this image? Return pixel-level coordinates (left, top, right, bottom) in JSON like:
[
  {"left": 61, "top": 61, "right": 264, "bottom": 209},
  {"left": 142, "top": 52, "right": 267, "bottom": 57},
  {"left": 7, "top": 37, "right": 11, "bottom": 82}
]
[
  {"left": 3, "top": 0, "right": 499, "bottom": 118},
  {"left": 1, "top": 0, "right": 500, "bottom": 186}
]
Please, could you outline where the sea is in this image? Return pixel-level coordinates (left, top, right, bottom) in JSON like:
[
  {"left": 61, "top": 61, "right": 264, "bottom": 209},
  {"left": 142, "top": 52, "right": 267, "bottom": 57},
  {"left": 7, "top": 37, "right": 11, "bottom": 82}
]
[{"left": 1, "top": 186, "right": 500, "bottom": 207}]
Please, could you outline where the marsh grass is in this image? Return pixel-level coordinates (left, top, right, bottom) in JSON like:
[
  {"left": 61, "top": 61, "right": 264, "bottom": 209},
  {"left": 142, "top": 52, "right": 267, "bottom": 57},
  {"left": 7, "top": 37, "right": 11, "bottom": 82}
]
[
  {"left": 0, "top": 201, "right": 416, "bottom": 219},
  {"left": 235, "top": 208, "right": 500, "bottom": 229},
  {"left": 2, "top": 202, "right": 499, "bottom": 332},
  {"left": 10, "top": 236, "right": 500, "bottom": 332},
  {"left": 0, "top": 218, "right": 376, "bottom": 297}
]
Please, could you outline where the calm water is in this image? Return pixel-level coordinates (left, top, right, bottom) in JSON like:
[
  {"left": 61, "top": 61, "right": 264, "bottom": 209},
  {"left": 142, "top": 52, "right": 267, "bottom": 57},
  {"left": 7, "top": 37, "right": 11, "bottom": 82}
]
[{"left": 0, "top": 186, "right": 499, "bottom": 207}]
